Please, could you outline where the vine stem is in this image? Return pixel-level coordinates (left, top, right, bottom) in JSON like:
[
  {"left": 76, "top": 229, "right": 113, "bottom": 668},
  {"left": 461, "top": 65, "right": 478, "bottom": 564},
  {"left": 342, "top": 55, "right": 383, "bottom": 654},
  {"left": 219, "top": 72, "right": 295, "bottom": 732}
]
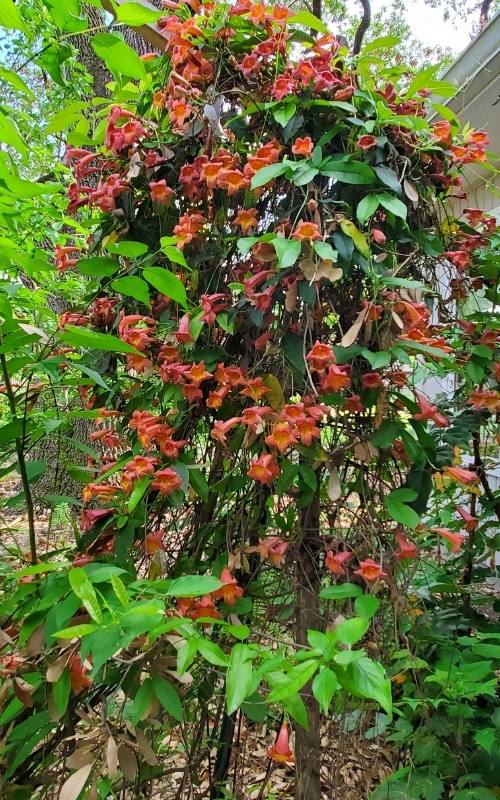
[{"left": 0, "top": 352, "right": 37, "bottom": 563}]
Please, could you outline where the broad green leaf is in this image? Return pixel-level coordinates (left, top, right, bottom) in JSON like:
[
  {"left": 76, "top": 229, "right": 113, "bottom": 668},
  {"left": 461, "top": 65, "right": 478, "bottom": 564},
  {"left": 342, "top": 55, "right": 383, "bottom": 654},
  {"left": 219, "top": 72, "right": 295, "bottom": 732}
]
[
  {"left": 283, "top": 692, "right": 309, "bottom": 729},
  {"left": 272, "top": 101, "right": 297, "bottom": 128},
  {"left": 282, "top": 332, "right": 306, "bottom": 377},
  {"left": 59, "top": 325, "right": 142, "bottom": 355},
  {"left": 111, "top": 575, "right": 129, "bottom": 608},
  {"left": 91, "top": 33, "right": 146, "bottom": 80},
  {"left": 375, "top": 192, "right": 407, "bottom": 220},
  {"left": 130, "top": 678, "right": 153, "bottom": 725},
  {"left": 77, "top": 256, "right": 119, "bottom": 277},
  {"left": 340, "top": 656, "right": 392, "bottom": 715},
  {"left": 73, "top": 364, "right": 110, "bottom": 390},
  {"left": 0, "top": 418, "right": 23, "bottom": 445},
  {"left": 357, "top": 194, "right": 379, "bottom": 225},
  {"left": 115, "top": 2, "right": 163, "bottom": 25},
  {"left": 0, "top": 66, "right": 34, "bottom": 99},
  {"left": 384, "top": 488, "right": 420, "bottom": 529},
  {"left": 53, "top": 624, "right": 98, "bottom": 639},
  {"left": 313, "top": 240, "right": 337, "bottom": 261},
  {"left": 273, "top": 237, "right": 301, "bottom": 269},
  {"left": 474, "top": 727, "right": 496, "bottom": 754},
  {"left": 339, "top": 219, "right": 370, "bottom": 258},
  {"left": 370, "top": 419, "right": 399, "bottom": 447},
  {"left": 267, "top": 660, "right": 318, "bottom": 703},
  {"left": 226, "top": 643, "right": 253, "bottom": 714},
  {"left": 69, "top": 567, "right": 102, "bottom": 623},
  {"left": 161, "top": 243, "right": 189, "bottom": 269},
  {"left": 111, "top": 276, "right": 151, "bottom": 306},
  {"left": 0, "top": 112, "right": 27, "bottom": 159},
  {"left": 46, "top": 102, "right": 87, "bottom": 134},
  {"left": 321, "top": 159, "right": 376, "bottom": 185},
  {"left": 166, "top": 575, "right": 222, "bottom": 597},
  {"left": 312, "top": 668, "right": 338, "bottom": 714},
  {"left": 197, "top": 639, "right": 228, "bottom": 667},
  {"left": 52, "top": 669, "right": 71, "bottom": 715},
  {"left": 0, "top": 0, "right": 27, "bottom": 31},
  {"left": 289, "top": 10, "right": 329, "bottom": 33},
  {"left": 320, "top": 583, "right": 362, "bottom": 600},
  {"left": 152, "top": 675, "right": 184, "bottom": 722},
  {"left": 107, "top": 241, "right": 148, "bottom": 258},
  {"left": 362, "top": 35, "right": 400, "bottom": 52},
  {"left": 292, "top": 163, "right": 319, "bottom": 186},
  {"left": 143, "top": 267, "right": 187, "bottom": 308},
  {"left": 189, "top": 468, "right": 209, "bottom": 502},
  {"left": 334, "top": 617, "right": 369, "bottom": 647},
  {"left": 374, "top": 166, "right": 402, "bottom": 195},
  {"left": 355, "top": 594, "right": 380, "bottom": 619},
  {"left": 127, "top": 475, "right": 151, "bottom": 512},
  {"left": 15, "top": 560, "right": 69, "bottom": 577},
  {"left": 250, "top": 161, "right": 289, "bottom": 188},
  {"left": 471, "top": 643, "right": 500, "bottom": 659}
]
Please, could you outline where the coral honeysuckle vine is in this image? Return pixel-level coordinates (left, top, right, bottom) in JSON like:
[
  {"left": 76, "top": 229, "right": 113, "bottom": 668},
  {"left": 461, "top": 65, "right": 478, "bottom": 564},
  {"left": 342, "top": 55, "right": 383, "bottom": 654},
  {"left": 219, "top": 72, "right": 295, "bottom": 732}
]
[{"left": 0, "top": 0, "right": 498, "bottom": 798}]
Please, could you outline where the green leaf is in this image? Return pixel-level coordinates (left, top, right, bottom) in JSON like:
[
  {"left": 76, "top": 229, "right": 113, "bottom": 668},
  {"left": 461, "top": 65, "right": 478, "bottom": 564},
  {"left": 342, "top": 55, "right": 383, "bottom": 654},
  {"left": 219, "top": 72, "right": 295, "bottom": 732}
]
[
  {"left": 197, "top": 639, "right": 228, "bottom": 667},
  {"left": 111, "top": 575, "right": 129, "bottom": 609},
  {"left": 374, "top": 166, "right": 402, "bottom": 195},
  {"left": 107, "top": 241, "right": 148, "bottom": 258},
  {"left": 0, "top": 66, "right": 34, "bottom": 99},
  {"left": 341, "top": 656, "right": 392, "bottom": 715},
  {"left": 54, "top": 624, "right": 98, "bottom": 639},
  {"left": 166, "top": 575, "right": 222, "bottom": 597},
  {"left": 288, "top": 10, "right": 329, "bottom": 33},
  {"left": 375, "top": 192, "right": 407, "bottom": 220},
  {"left": 292, "top": 163, "right": 319, "bottom": 186},
  {"left": 362, "top": 35, "right": 400, "bottom": 52},
  {"left": 115, "top": 2, "right": 163, "bottom": 25},
  {"left": 267, "top": 660, "right": 318, "bottom": 703},
  {"left": 385, "top": 488, "right": 420, "bottom": 529},
  {"left": 189, "top": 469, "right": 209, "bottom": 502},
  {"left": 77, "top": 256, "right": 119, "bottom": 277},
  {"left": 334, "top": 617, "right": 369, "bottom": 647},
  {"left": 283, "top": 692, "right": 309, "bottom": 729},
  {"left": 370, "top": 420, "right": 399, "bottom": 448},
  {"left": 59, "top": 325, "right": 142, "bottom": 355},
  {"left": 320, "top": 583, "right": 362, "bottom": 600},
  {"left": 130, "top": 678, "right": 153, "bottom": 725},
  {"left": 321, "top": 159, "right": 376, "bottom": 185},
  {"left": 471, "top": 643, "right": 500, "bottom": 659},
  {"left": 69, "top": 567, "right": 102, "bottom": 623},
  {"left": 0, "top": 0, "right": 27, "bottom": 31},
  {"left": 474, "top": 728, "right": 496, "bottom": 754},
  {"left": 273, "top": 237, "right": 301, "bottom": 269},
  {"left": 73, "top": 364, "right": 110, "bottom": 391},
  {"left": 0, "top": 112, "right": 28, "bottom": 159},
  {"left": 282, "top": 332, "right": 306, "bottom": 377},
  {"left": 226, "top": 644, "right": 253, "bottom": 714},
  {"left": 111, "top": 276, "right": 151, "bottom": 306},
  {"left": 272, "top": 101, "right": 297, "bottom": 128},
  {"left": 152, "top": 675, "right": 184, "bottom": 722},
  {"left": 312, "top": 668, "right": 338, "bottom": 714},
  {"left": 161, "top": 242, "right": 189, "bottom": 269},
  {"left": 45, "top": 101, "right": 87, "bottom": 134},
  {"left": 52, "top": 668, "right": 71, "bottom": 715},
  {"left": 357, "top": 194, "right": 379, "bottom": 225},
  {"left": 91, "top": 33, "right": 146, "bottom": 80},
  {"left": 250, "top": 161, "right": 289, "bottom": 189},
  {"left": 0, "top": 418, "right": 23, "bottom": 445},
  {"left": 339, "top": 219, "right": 370, "bottom": 258},
  {"left": 313, "top": 241, "right": 337, "bottom": 261},
  {"left": 143, "top": 267, "right": 187, "bottom": 308},
  {"left": 355, "top": 594, "right": 380, "bottom": 619}
]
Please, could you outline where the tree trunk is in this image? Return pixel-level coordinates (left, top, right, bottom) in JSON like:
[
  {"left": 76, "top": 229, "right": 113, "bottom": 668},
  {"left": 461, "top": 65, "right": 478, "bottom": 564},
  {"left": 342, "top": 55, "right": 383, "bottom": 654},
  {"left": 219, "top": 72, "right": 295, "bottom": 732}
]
[{"left": 294, "top": 491, "right": 322, "bottom": 800}]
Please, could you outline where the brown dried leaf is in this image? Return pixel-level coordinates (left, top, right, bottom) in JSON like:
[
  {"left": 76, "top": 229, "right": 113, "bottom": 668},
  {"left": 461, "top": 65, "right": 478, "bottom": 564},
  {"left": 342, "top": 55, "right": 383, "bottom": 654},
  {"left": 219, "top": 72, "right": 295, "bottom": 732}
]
[
  {"left": 341, "top": 307, "right": 369, "bottom": 347},
  {"left": 354, "top": 441, "right": 379, "bottom": 462},
  {"left": 14, "top": 676, "right": 35, "bottom": 707},
  {"left": 285, "top": 282, "right": 298, "bottom": 313},
  {"left": 65, "top": 747, "right": 96, "bottom": 770},
  {"left": 300, "top": 255, "right": 342, "bottom": 283},
  {"left": 403, "top": 178, "right": 418, "bottom": 203},
  {"left": 106, "top": 735, "right": 119, "bottom": 778},
  {"left": 59, "top": 763, "right": 93, "bottom": 800},
  {"left": 391, "top": 310, "right": 404, "bottom": 330},
  {"left": 327, "top": 468, "right": 341, "bottom": 502},
  {"left": 136, "top": 729, "right": 158, "bottom": 766},
  {"left": 47, "top": 652, "right": 70, "bottom": 683},
  {"left": 118, "top": 743, "right": 138, "bottom": 781},
  {"left": 26, "top": 624, "right": 45, "bottom": 656}
]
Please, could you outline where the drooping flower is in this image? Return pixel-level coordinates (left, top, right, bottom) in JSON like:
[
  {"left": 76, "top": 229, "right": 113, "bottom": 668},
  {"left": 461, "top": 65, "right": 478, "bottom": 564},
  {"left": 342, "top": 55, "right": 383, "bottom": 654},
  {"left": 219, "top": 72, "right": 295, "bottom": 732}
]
[
  {"left": 320, "top": 365, "right": 351, "bottom": 392},
  {"left": 151, "top": 468, "right": 182, "bottom": 495},
  {"left": 291, "top": 221, "right": 321, "bottom": 241},
  {"left": 306, "top": 341, "right": 335, "bottom": 372},
  {"left": 360, "top": 372, "right": 383, "bottom": 390},
  {"left": 292, "top": 136, "right": 314, "bottom": 157},
  {"left": 394, "top": 532, "right": 418, "bottom": 560},
  {"left": 325, "top": 550, "right": 353, "bottom": 575},
  {"left": 212, "top": 567, "right": 244, "bottom": 606},
  {"left": 354, "top": 558, "right": 387, "bottom": 582},
  {"left": 247, "top": 453, "right": 280, "bottom": 484},
  {"left": 442, "top": 466, "right": 478, "bottom": 485},
  {"left": 145, "top": 531, "right": 165, "bottom": 554},
  {"left": 434, "top": 527, "right": 465, "bottom": 553},
  {"left": 456, "top": 506, "right": 478, "bottom": 532},
  {"left": 268, "top": 723, "right": 294, "bottom": 764},
  {"left": 255, "top": 536, "right": 289, "bottom": 567},
  {"left": 234, "top": 207, "right": 258, "bottom": 233},
  {"left": 175, "top": 313, "right": 194, "bottom": 344},
  {"left": 150, "top": 179, "right": 175, "bottom": 205},
  {"left": 265, "top": 422, "right": 297, "bottom": 453},
  {"left": 413, "top": 391, "right": 449, "bottom": 428},
  {"left": 371, "top": 228, "right": 386, "bottom": 245}
]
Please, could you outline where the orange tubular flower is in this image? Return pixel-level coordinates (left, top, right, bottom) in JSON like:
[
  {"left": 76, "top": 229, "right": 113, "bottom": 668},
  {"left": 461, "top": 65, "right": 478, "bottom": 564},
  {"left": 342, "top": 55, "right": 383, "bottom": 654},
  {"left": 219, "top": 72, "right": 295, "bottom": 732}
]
[
  {"left": 292, "top": 136, "right": 314, "bottom": 157},
  {"left": 69, "top": 655, "right": 92, "bottom": 695},
  {"left": 320, "top": 365, "right": 351, "bottom": 392},
  {"left": 361, "top": 372, "right": 383, "bottom": 390},
  {"left": 456, "top": 506, "right": 478, "bottom": 532},
  {"left": 268, "top": 723, "right": 294, "bottom": 764},
  {"left": 123, "top": 455, "right": 159, "bottom": 483},
  {"left": 234, "top": 207, "right": 258, "bottom": 233},
  {"left": 241, "top": 405, "right": 271, "bottom": 430},
  {"left": 434, "top": 527, "right": 465, "bottom": 553},
  {"left": 291, "top": 221, "right": 322, "bottom": 241},
  {"left": 432, "top": 120, "right": 452, "bottom": 145},
  {"left": 265, "top": 422, "right": 297, "bottom": 453},
  {"left": 325, "top": 550, "right": 353, "bottom": 575},
  {"left": 175, "top": 313, "right": 194, "bottom": 344},
  {"left": 442, "top": 466, "right": 479, "bottom": 485},
  {"left": 240, "top": 377, "right": 271, "bottom": 401},
  {"left": 306, "top": 341, "right": 335, "bottom": 372},
  {"left": 185, "top": 361, "right": 212, "bottom": 384},
  {"left": 151, "top": 468, "right": 182, "bottom": 495},
  {"left": 394, "top": 532, "right": 418, "bottom": 560},
  {"left": 150, "top": 179, "right": 175, "bottom": 205},
  {"left": 169, "top": 98, "right": 194, "bottom": 130},
  {"left": 210, "top": 417, "right": 241, "bottom": 446},
  {"left": 413, "top": 391, "right": 449, "bottom": 428},
  {"left": 247, "top": 453, "right": 280, "bottom": 484},
  {"left": 256, "top": 536, "right": 289, "bottom": 567},
  {"left": 357, "top": 134, "right": 378, "bottom": 150},
  {"left": 145, "top": 531, "right": 165, "bottom": 554},
  {"left": 213, "top": 567, "right": 244, "bottom": 606},
  {"left": 354, "top": 558, "right": 387, "bottom": 582},
  {"left": 217, "top": 169, "right": 249, "bottom": 195}
]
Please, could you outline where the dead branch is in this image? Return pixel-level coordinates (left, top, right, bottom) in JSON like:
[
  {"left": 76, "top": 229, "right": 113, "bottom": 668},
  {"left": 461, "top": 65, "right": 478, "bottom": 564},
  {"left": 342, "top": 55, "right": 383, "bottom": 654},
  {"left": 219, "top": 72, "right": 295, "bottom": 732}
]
[{"left": 352, "top": 0, "right": 372, "bottom": 56}]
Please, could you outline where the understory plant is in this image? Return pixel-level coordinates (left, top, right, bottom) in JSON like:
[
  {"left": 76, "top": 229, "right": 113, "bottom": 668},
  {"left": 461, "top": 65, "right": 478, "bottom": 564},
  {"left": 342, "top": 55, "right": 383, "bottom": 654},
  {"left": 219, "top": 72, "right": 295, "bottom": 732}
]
[{"left": 0, "top": 0, "right": 498, "bottom": 798}]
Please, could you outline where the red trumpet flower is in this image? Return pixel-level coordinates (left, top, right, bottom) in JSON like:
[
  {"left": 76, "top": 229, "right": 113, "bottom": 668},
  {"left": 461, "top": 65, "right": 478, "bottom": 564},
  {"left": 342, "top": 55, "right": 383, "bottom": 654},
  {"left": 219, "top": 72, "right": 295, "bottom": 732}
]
[{"left": 268, "top": 723, "right": 294, "bottom": 764}]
